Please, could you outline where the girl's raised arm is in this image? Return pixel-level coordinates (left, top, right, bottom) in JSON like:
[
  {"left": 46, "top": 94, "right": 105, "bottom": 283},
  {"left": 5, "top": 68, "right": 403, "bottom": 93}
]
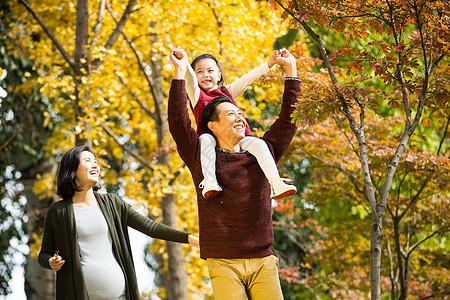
[
  {"left": 185, "top": 63, "right": 200, "bottom": 108},
  {"left": 226, "top": 50, "right": 280, "bottom": 99}
]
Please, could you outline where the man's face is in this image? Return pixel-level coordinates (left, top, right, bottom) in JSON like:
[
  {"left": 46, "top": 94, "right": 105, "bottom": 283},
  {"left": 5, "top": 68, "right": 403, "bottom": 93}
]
[{"left": 208, "top": 102, "right": 246, "bottom": 147}]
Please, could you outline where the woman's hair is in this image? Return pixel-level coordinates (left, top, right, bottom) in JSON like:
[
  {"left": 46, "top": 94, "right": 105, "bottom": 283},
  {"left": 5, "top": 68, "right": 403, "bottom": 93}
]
[
  {"left": 56, "top": 146, "right": 101, "bottom": 199},
  {"left": 201, "top": 95, "right": 233, "bottom": 136},
  {"left": 191, "top": 53, "right": 226, "bottom": 87}
]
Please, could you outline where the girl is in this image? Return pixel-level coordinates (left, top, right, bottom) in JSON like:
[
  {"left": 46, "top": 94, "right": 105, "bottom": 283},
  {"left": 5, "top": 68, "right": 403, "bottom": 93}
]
[
  {"left": 172, "top": 47, "right": 296, "bottom": 200},
  {"left": 38, "top": 146, "right": 199, "bottom": 300}
]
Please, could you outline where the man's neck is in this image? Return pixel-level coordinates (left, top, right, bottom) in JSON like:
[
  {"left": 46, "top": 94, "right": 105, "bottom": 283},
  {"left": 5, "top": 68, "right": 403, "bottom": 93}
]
[{"left": 216, "top": 139, "right": 241, "bottom": 153}]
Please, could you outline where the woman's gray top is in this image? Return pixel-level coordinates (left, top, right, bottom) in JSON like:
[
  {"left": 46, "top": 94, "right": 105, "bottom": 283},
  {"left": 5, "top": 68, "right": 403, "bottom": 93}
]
[{"left": 74, "top": 203, "right": 126, "bottom": 300}]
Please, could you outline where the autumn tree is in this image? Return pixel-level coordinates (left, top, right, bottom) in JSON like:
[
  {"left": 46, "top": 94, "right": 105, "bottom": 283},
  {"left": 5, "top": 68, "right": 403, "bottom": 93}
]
[
  {"left": 0, "top": 2, "right": 58, "bottom": 296},
  {"left": 260, "top": 0, "right": 449, "bottom": 298},
  {"left": 5, "top": 0, "right": 286, "bottom": 298},
  {"left": 288, "top": 112, "right": 449, "bottom": 299}
]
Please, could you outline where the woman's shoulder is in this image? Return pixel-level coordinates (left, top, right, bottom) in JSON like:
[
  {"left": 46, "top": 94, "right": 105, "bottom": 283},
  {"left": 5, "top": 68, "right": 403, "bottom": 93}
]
[
  {"left": 49, "top": 198, "right": 71, "bottom": 209},
  {"left": 45, "top": 198, "right": 71, "bottom": 218},
  {"left": 95, "top": 192, "right": 124, "bottom": 206}
]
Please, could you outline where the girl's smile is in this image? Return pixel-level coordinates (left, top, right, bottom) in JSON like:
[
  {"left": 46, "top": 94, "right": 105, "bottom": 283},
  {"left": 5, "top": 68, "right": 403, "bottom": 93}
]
[{"left": 194, "top": 58, "right": 222, "bottom": 92}]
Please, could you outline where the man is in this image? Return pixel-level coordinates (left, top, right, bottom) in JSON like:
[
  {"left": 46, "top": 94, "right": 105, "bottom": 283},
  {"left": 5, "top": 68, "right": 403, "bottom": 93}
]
[{"left": 168, "top": 48, "right": 300, "bottom": 299}]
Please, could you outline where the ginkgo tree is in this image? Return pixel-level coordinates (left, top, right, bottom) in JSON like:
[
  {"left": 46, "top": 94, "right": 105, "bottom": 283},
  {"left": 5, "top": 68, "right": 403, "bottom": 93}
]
[
  {"left": 260, "top": 0, "right": 449, "bottom": 299},
  {"left": 7, "top": 0, "right": 287, "bottom": 298}
]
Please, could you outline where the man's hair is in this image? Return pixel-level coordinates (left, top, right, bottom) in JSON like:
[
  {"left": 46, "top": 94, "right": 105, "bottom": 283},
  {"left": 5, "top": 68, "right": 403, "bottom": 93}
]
[
  {"left": 202, "top": 96, "right": 233, "bottom": 136},
  {"left": 191, "top": 53, "right": 226, "bottom": 87},
  {"left": 56, "top": 145, "right": 101, "bottom": 199}
]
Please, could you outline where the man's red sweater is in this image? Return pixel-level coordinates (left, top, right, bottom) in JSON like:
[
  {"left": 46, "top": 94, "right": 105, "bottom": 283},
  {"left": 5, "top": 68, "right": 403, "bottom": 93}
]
[{"left": 168, "top": 79, "right": 300, "bottom": 259}]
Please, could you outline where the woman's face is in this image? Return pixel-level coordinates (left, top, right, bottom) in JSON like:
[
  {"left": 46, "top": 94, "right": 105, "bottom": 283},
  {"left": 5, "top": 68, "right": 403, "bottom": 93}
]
[{"left": 76, "top": 151, "right": 100, "bottom": 190}]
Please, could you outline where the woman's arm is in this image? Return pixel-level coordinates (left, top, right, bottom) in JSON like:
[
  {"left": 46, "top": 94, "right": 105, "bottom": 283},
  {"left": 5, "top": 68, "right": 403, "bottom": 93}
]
[
  {"left": 38, "top": 206, "right": 65, "bottom": 271},
  {"left": 123, "top": 197, "right": 191, "bottom": 244}
]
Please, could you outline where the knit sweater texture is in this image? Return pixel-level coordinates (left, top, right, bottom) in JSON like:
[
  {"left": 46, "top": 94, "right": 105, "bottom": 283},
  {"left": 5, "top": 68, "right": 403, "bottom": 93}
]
[
  {"left": 168, "top": 79, "right": 300, "bottom": 259},
  {"left": 38, "top": 192, "right": 190, "bottom": 300}
]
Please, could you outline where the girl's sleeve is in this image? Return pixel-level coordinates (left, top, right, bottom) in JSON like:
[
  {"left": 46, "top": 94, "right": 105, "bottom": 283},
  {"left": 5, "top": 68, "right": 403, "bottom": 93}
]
[
  {"left": 226, "top": 62, "right": 270, "bottom": 99},
  {"left": 185, "top": 63, "right": 200, "bottom": 108}
]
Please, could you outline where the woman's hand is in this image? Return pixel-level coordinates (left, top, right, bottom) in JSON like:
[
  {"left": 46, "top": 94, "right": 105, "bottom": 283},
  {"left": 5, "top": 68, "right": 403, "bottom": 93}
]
[
  {"left": 48, "top": 251, "right": 65, "bottom": 271},
  {"left": 188, "top": 234, "right": 200, "bottom": 248}
]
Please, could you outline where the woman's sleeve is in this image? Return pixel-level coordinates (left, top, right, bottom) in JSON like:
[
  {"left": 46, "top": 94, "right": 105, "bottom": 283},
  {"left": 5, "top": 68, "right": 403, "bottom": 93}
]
[
  {"left": 123, "top": 197, "right": 190, "bottom": 244},
  {"left": 226, "top": 62, "right": 270, "bottom": 99},
  {"left": 38, "top": 206, "right": 55, "bottom": 269},
  {"left": 185, "top": 63, "right": 200, "bottom": 108}
]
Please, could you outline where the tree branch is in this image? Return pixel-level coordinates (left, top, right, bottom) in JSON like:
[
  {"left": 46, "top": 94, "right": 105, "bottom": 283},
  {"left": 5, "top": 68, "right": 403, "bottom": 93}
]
[
  {"left": 407, "top": 227, "right": 445, "bottom": 258},
  {"left": 114, "top": 71, "right": 156, "bottom": 120},
  {"left": 105, "top": 4, "right": 159, "bottom": 119},
  {"left": 91, "top": 0, "right": 138, "bottom": 69},
  {"left": 99, "top": 122, "right": 154, "bottom": 171},
  {"left": 90, "top": 0, "right": 106, "bottom": 47},
  {"left": 18, "top": 0, "right": 77, "bottom": 72}
]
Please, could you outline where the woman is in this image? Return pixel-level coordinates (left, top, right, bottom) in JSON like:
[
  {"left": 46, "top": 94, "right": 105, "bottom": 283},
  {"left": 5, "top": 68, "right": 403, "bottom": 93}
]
[{"left": 38, "top": 145, "right": 199, "bottom": 300}]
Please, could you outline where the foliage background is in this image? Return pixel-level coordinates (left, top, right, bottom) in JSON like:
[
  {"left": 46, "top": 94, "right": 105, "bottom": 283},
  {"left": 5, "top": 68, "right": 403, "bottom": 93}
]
[{"left": 1, "top": 0, "right": 448, "bottom": 299}]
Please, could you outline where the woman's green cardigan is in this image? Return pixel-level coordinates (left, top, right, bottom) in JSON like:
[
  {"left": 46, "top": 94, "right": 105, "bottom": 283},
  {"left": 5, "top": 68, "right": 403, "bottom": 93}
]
[{"left": 38, "top": 192, "right": 190, "bottom": 300}]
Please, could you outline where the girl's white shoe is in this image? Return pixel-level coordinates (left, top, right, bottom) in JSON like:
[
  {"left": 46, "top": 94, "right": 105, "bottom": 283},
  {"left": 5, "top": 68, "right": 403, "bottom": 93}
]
[
  {"left": 199, "top": 175, "right": 223, "bottom": 198},
  {"left": 270, "top": 178, "right": 297, "bottom": 199}
]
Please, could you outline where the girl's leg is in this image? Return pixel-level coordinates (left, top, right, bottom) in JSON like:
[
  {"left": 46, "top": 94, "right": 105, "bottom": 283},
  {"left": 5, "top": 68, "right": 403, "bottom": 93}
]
[
  {"left": 199, "top": 133, "right": 222, "bottom": 198},
  {"left": 239, "top": 136, "right": 296, "bottom": 200}
]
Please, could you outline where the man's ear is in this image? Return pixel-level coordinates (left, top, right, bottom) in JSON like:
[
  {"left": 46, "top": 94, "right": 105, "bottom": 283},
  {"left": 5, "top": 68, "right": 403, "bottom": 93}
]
[{"left": 207, "top": 121, "right": 216, "bottom": 134}]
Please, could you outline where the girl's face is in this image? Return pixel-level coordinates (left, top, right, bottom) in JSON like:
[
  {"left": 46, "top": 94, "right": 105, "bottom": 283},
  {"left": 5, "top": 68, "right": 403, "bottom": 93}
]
[
  {"left": 76, "top": 151, "right": 100, "bottom": 190},
  {"left": 194, "top": 58, "right": 222, "bottom": 91}
]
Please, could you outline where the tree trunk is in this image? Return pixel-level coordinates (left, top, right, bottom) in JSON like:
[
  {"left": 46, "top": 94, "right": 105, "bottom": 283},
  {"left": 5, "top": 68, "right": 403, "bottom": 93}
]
[
  {"left": 22, "top": 177, "right": 56, "bottom": 300},
  {"left": 370, "top": 209, "right": 384, "bottom": 300},
  {"left": 24, "top": 258, "right": 55, "bottom": 300},
  {"left": 393, "top": 219, "right": 407, "bottom": 300},
  {"left": 149, "top": 31, "right": 188, "bottom": 299},
  {"left": 161, "top": 193, "right": 188, "bottom": 300}
]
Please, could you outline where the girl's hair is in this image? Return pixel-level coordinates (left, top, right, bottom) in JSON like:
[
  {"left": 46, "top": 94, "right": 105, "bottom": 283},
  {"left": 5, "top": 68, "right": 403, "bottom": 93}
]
[
  {"left": 191, "top": 54, "right": 226, "bottom": 87},
  {"left": 56, "top": 146, "right": 101, "bottom": 199}
]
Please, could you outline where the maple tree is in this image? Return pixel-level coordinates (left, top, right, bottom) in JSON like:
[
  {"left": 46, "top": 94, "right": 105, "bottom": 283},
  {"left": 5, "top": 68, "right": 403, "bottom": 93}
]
[
  {"left": 259, "top": 0, "right": 449, "bottom": 298},
  {"left": 287, "top": 113, "right": 449, "bottom": 299},
  {"left": 3, "top": 0, "right": 287, "bottom": 298}
]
